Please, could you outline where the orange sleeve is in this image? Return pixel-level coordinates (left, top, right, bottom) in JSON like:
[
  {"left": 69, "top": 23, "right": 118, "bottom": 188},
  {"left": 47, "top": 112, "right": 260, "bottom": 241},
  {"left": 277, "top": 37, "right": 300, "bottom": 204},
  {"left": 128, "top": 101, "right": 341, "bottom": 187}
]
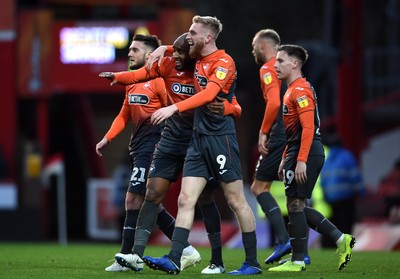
[
  {"left": 175, "top": 82, "right": 220, "bottom": 112},
  {"left": 155, "top": 78, "right": 168, "bottom": 107},
  {"left": 297, "top": 110, "right": 314, "bottom": 162},
  {"left": 104, "top": 97, "right": 130, "bottom": 142},
  {"left": 114, "top": 64, "right": 159, "bottom": 85},
  {"left": 223, "top": 96, "right": 242, "bottom": 118},
  {"left": 260, "top": 85, "right": 281, "bottom": 134}
]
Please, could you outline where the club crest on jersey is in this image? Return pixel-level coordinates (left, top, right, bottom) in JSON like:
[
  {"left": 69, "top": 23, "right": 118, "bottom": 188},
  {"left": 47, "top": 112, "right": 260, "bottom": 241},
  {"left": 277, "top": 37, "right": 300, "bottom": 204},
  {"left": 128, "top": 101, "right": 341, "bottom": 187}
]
[
  {"left": 296, "top": 95, "right": 309, "bottom": 108},
  {"left": 171, "top": 83, "right": 195, "bottom": 96},
  {"left": 216, "top": 66, "right": 228, "bottom": 80},
  {"left": 128, "top": 94, "right": 150, "bottom": 105},
  {"left": 263, "top": 72, "right": 272, "bottom": 85}
]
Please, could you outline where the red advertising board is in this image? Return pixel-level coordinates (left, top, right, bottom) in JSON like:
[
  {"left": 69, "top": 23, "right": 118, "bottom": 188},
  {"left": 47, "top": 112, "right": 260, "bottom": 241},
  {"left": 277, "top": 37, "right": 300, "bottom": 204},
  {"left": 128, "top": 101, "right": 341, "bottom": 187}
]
[{"left": 17, "top": 9, "right": 196, "bottom": 96}]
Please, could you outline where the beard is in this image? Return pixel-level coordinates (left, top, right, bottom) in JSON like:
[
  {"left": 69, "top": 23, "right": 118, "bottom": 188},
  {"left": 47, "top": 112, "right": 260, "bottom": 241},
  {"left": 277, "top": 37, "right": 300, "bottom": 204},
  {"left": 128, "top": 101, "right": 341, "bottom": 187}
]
[
  {"left": 129, "top": 62, "right": 140, "bottom": 70},
  {"left": 189, "top": 41, "right": 204, "bottom": 58},
  {"left": 254, "top": 52, "right": 264, "bottom": 65},
  {"left": 129, "top": 56, "right": 146, "bottom": 70}
]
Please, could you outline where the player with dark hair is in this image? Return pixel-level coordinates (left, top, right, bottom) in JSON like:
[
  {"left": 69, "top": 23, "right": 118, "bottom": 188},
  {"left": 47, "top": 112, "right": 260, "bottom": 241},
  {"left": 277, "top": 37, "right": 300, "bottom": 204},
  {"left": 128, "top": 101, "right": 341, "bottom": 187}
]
[
  {"left": 268, "top": 44, "right": 355, "bottom": 272},
  {"left": 100, "top": 32, "right": 241, "bottom": 274}
]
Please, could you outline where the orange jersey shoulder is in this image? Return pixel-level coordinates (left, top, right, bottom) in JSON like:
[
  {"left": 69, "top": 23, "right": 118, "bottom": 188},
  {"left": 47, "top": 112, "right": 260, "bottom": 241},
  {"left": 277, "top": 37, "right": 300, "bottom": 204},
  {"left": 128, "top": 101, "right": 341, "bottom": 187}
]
[
  {"left": 259, "top": 58, "right": 282, "bottom": 134},
  {"left": 282, "top": 78, "right": 315, "bottom": 144},
  {"left": 194, "top": 50, "right": 236, "bottom": 94},
  {"left": 259, "top": 58, "right": 281, "bottom": 97},
  {"left": 285, "top": 78, "right": 315, "bottom": 113}
]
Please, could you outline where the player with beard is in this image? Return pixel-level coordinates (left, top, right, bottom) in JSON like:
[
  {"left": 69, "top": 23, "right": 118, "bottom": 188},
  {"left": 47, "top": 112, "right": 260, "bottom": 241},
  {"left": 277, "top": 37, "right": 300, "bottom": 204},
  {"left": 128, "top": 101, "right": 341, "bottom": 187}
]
[
  {"left": 99, "top": 33, "right": 241, "bottom": 274},
  {"left": 142, "top": 15, "right": 262, "bottom": 275},
  {"left": 250, "top": 29, "right": 292, "bottom": 264}
]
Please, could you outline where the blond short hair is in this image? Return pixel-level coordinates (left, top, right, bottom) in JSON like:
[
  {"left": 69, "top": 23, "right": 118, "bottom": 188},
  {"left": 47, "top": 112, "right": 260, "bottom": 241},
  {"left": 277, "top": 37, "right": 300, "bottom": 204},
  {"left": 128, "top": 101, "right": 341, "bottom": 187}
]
[{"left": 192, "top": 15, "right": 223, "bottom": 39}]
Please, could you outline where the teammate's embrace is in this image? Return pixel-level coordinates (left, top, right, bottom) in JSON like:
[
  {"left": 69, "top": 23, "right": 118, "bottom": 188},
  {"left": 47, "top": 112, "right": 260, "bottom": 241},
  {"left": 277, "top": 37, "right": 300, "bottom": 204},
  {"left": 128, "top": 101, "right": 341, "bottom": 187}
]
[
  {"left": 142, "top": 15, "right": 262, "bottom": 276},
  {"left": 99, "top": 32, "right": 241, "bottom": 274}
]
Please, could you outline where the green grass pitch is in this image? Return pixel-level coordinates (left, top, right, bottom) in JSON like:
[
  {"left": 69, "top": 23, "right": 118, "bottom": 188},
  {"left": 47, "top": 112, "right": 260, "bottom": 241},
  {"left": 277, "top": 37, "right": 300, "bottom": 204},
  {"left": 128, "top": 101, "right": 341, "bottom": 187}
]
[{"left": 1, "top": 242, "right": 399, "bottom": 278}]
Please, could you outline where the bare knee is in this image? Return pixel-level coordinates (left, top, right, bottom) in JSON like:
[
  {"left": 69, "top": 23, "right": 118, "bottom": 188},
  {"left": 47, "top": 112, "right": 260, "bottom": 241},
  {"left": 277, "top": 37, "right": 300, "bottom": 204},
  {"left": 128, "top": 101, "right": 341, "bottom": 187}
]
[
  {"left": 177, "top": 191, "right": 197, "bottom": 211},
  {"left": 250, "top": 182, "right": 258, "bottom": 196},
  {"left": 145, "top": 178, "right": 169, "bottom": 204},
  {"left": 145, "top": 186, "right": 165, "bottom": 204},
  {"left": 225, "top": 193, "right": 243, "bottom": 213},
  {"left": 250, "top": 180, "right": 271, "bottom": 196}
]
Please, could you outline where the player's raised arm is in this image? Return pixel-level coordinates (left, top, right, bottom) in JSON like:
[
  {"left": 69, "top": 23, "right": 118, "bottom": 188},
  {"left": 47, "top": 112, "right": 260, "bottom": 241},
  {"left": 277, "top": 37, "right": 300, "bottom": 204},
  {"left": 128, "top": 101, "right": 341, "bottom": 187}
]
[{"left": 147, "top": 45, "right": 173, "bottom": 68}]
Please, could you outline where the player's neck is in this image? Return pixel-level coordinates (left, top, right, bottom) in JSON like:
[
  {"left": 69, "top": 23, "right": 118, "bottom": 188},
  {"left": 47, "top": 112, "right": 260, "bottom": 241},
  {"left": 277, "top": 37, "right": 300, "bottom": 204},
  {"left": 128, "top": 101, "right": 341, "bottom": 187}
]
[
  {"left": 201, "top": 43, "right": 218, "bottom": 57},
  {"left": 265, "top": 50, "right": 277, "bottom": 62},
  {"left": 287, "top": 72, "right": 303, "bottom": 86}
]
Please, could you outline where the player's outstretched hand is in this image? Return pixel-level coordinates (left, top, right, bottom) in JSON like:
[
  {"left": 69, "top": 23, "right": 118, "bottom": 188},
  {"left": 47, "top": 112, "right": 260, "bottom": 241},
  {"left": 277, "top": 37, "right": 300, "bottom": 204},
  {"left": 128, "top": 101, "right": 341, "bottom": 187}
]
[{"left": 99, "top": 72, "right": 117, "bottom": 86}]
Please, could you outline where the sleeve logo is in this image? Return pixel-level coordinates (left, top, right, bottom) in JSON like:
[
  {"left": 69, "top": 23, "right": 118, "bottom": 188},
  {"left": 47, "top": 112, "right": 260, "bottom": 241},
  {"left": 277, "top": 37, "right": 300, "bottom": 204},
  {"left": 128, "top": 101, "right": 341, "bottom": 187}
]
[
  {"left": 296, "top": 95, "right": 309, "bottom": 108},
  {"left": 263, "top": 72, "right": 272, "bottom": 85},
  {"left": 216, "top": 66, "right": 228, "bottom": 80}
]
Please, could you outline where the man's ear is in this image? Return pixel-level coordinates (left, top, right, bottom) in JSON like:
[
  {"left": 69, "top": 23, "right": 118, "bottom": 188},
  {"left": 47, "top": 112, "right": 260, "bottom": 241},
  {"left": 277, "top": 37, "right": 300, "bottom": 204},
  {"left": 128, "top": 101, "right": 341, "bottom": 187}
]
[
  {"left": 292, "top": 59, "right": 298, "bottom": 69},
  {"left": 205, "top": 33, "right": 213, "bottom": 44},
  {"left": 145, "top": 51, "right": 152, "bottom": 61}
]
